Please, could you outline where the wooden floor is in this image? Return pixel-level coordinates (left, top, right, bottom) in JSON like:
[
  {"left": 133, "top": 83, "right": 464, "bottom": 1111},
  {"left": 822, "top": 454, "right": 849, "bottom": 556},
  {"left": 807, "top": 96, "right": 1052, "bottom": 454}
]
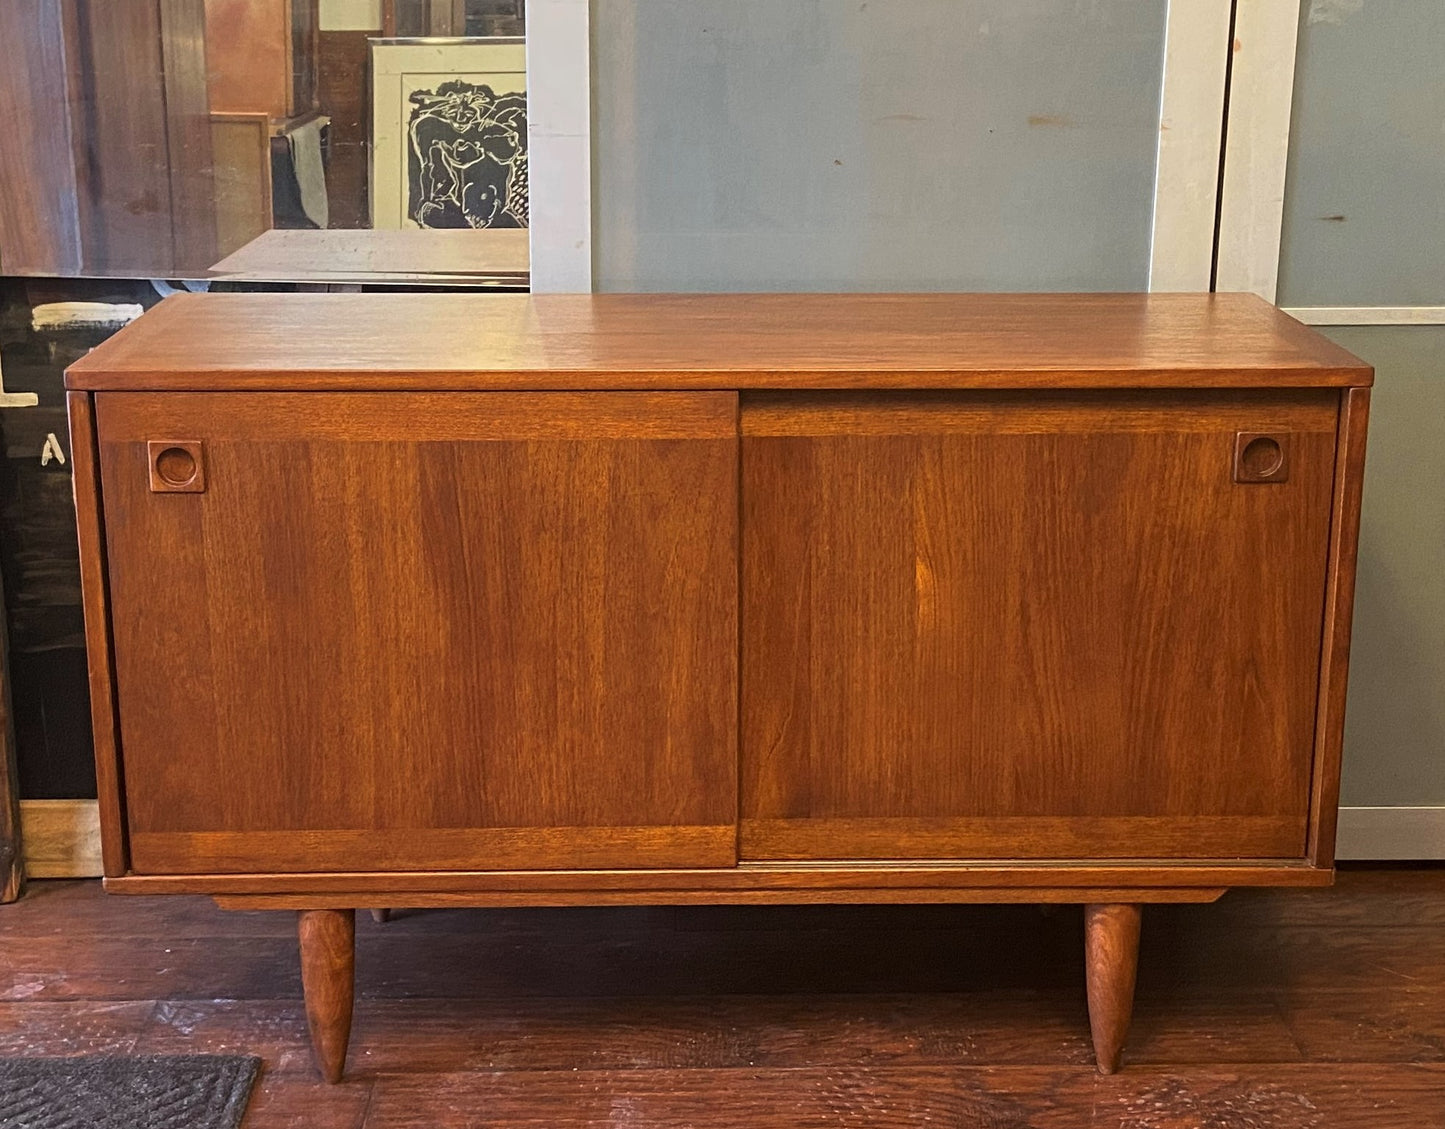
[{"left": 2, "top": 869, "right": 1443, "bottom": 1127}]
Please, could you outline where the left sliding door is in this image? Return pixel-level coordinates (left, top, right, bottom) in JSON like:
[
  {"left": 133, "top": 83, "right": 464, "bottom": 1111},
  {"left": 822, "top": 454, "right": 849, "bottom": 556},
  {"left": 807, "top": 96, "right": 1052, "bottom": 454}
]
[{"left": 94, "top": 391, "right": 739, "bottom": 874}]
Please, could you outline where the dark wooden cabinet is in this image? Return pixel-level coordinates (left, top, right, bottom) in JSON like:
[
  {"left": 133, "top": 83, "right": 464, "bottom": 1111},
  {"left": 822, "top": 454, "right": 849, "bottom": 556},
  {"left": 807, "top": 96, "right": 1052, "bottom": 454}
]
[{"left": 65, "top": 292, "right": 1372, "bottom": 1080}]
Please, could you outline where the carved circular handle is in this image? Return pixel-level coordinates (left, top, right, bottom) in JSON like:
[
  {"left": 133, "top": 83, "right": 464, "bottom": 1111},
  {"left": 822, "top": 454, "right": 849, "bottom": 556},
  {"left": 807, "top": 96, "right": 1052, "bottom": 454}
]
[
  {"left": 154, "top": 446, "right": 199, "bottom": 488},
  {"left": 1238, "top": 436, "right": 1284, "bottom": 479}
]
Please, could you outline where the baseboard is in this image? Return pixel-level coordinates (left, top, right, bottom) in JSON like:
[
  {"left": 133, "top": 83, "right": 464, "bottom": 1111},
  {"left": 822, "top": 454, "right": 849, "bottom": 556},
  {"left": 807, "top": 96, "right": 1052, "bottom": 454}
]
[
  {"left": 1336, "top": 806, "right": 1445, "bottom": 861},
  {"left": 19, "top": 799, "right": 103, "bottom": 878}
]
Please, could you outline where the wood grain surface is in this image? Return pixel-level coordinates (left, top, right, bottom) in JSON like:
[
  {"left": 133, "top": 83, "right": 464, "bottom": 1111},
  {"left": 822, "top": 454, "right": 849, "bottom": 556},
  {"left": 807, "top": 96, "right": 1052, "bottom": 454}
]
[
  {"left": 298, "top": 908, "right": 355, "bottom": 1083},
  {"left": 1084, "top": 903, "right": 1143, "bottom": 1074},
  {"left": 210, "top": 887, "right": 1227, "bottom": 910},
  {"left": 66, "top": 392, "right": 129, "bottom": 877},
  {"left": 102, "top": 860, "right": 1328, "bottom": 900},
  {"left": 1307, "top": 387, "right": 1372, "bottom": 867},
  {"left": 64, "top": 292, "right": 1374, "bottom": 390},
  {"left": 0, "top": 1, "right": 82, "bottom": 274},
  {"left": 742, "top": 391, "right": 1338, "bottom": 860},
  {"left": 209, "top": 228, "right": 531, "bottom": 285},
  {"left": 94, "top": 391, "right": 738, "bottom": 874}
]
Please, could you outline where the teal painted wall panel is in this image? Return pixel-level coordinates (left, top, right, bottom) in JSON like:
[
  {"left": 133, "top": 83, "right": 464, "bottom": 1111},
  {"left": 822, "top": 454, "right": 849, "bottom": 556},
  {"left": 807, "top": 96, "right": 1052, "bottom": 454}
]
[
  {"left": 591, "top": 0, "right": 1166, "bottom": 291},
  {"left": 1279, "top": 4, "right": 1445, "bottom": 307},
  {"left": 1324, "top": 326, "right": 1445, "bottom": 806}
]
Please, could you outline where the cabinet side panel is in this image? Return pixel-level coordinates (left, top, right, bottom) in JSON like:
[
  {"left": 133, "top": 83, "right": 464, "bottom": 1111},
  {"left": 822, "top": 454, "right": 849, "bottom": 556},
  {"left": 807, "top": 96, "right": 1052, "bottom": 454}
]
[
  {"left": 1307, "top": 387, "right": 1370, "bottom": 866},
  {"left": 741, "top": 391, "right": 1337, "bottom": 861},
  {"left": 67, "top": 391, "right": 128, "bottom": 876}
]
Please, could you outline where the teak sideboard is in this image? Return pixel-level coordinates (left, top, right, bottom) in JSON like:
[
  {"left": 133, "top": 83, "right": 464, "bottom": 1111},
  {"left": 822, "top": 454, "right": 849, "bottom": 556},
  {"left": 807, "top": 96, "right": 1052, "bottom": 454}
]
[{"left": 65, "top": 292, "right": 1372, "bottom": 1080}]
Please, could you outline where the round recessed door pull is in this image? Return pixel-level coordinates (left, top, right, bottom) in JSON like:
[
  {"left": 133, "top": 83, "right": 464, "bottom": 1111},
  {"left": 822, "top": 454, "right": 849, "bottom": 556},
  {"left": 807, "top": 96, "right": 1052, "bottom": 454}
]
[
  {"left": 148, "top": 440, "right": 206, "bottom": 493},
  {"left": 1233, "top": 433, "right": 1289, "bottom": 484}
]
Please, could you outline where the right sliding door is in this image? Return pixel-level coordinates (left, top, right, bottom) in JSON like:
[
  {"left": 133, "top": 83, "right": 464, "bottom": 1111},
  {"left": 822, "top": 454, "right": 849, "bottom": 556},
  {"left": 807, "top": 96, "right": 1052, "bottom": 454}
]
[{"left": 741, "top": 391, "right": 1339, "bottom": 860}]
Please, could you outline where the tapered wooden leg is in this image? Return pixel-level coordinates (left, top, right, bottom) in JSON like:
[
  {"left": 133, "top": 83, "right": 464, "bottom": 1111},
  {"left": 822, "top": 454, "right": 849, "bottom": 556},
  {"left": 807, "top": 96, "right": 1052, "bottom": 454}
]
[
  {"left": 298, "top": 909, "right": 355, "bottom": 1083},
  {"left": 370, "top": 909, "right": 391, "bottom": 924},
  {"left": 1084, "top": 902, "right": 1141, "bottom": 1075}
]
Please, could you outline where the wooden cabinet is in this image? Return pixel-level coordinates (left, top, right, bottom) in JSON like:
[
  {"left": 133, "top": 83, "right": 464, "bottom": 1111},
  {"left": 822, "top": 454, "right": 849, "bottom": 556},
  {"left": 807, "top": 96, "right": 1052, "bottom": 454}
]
[
  {"left": 741, "top": 391, "right": 1337, "bottom": 861},
  {"left": 95, "top": 391, "right": 738, "bottom": 874},
  {"left": 66, "top": 292, "right": 1372, "bottom": 1081}
]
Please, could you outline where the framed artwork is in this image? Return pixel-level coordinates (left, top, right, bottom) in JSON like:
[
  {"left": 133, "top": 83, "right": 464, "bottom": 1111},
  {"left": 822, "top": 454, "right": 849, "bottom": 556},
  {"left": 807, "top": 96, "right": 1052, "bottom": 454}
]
[{"left": 370, "top": 38, "right": 527, "bottom": 230}]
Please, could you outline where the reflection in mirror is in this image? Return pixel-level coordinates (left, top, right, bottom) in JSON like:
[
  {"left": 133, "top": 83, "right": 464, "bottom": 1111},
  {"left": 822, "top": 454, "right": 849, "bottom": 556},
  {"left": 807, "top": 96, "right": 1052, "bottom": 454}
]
[{"left": 0, "top": 0, "right": 529, "bottom": 286}]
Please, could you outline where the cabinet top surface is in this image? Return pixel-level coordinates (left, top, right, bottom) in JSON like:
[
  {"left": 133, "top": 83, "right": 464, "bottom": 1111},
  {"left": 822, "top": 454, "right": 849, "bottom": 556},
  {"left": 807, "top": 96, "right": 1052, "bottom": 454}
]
[{"left": 65, "top": 291, "right": 1372, "bottom": 391}]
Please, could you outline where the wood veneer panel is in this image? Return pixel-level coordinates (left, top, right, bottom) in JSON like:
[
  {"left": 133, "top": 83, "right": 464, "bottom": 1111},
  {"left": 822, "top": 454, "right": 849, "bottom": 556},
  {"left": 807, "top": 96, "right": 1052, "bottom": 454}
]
[
  {"left": 742, "top": 816, "right": 1306, "bottom": 861},
  {"left": 742, "top": 390, "right": 1339, "bottom": 435},
  {"left": 65, "top": 292, "right": 1374, "bottom": 390},
  {"left": 131, "top": 827, "right": 737, "bottom": 875},
  {"left": 66, "top": 393, "right": 129, "bottom": 877},
  {"left": 97, "top": 390, "right": 734, "bottom": 440},
  {"left": 104, "top": 862, "right": 1327, "bottom": 900},
  {"left": 0, "top": 0, "right": 82, "bottom": 274},
  {"left": 65, "top": 0, "right": 179, "bottom": 276},
  {"left": 741, "top": 392, "right": 1338, "bottom": 860},
  {"left": 95, "top": 391, "right": 738, "bottom": 874},
  {"left": 1307, "top": 388, "right": 1371, "bottom": 866},
  {"left": 208, "top": 888, "right": 1228, "bottom": 909},
  {"left": 204, "top": 0, "right": 293, "bottom": 118},
  {"left": 158, "top": 0, "right": 217, "bottom": 275}
]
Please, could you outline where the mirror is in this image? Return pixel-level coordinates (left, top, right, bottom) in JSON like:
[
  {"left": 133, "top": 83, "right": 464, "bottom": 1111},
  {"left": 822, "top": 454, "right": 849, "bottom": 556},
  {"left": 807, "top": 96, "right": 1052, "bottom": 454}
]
[{"left": 0, "top": 0, "right": 529, "bottom": 286}]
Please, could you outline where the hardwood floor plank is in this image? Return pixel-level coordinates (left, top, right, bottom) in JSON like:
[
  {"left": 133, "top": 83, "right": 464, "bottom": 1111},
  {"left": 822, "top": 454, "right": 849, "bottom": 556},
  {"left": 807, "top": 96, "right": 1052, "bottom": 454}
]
[
  {"left": 1210, "top": 868, "right": 1445, "bottom": 929},
  {"left": 4, "top": 873, "right": 1445, "bottom": 1128},
  {"left": 0, "top": 1001, "right": 152, "bottom": 1055},
  {"left": 0, "top": 880, "right": 293, "bottom": 939},
  {"left": 133, "top": 999, "right": 316, "bottom": 1073},
  {"left": 1276, "top": 987, "right": 1445, "bottom": 1063},
  {"left": 352, "top": 996, "right": 1299, "bottom": 1072},
  {"left": 1139, "top": 924, "right": 1445, "bottom": 993},
  {"left": 239, "top": 1071, "right": 374, "bottom": 1129},
  {"left": 361, "top": 1065, "right": 1445, "bottom": 1129},
  {"left": 0, "top": 936, "right": 299, "bottom": 1001}
]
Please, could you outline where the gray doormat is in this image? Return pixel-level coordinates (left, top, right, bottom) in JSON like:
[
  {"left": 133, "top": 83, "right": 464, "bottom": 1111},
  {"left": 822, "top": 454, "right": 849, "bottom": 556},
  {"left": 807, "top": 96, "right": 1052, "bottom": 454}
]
[{"left": 0, "top": 1055, "right": 260, "bottom": 1129}]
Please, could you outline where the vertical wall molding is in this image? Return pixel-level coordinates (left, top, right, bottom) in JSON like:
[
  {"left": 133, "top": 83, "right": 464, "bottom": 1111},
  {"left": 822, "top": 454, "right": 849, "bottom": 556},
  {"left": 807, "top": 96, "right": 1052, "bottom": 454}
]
[
  {"left": 1148, "top": 0, "right": 1233, "bottom": 292},
  {"left": 1214, "top": 0, "right": 1302, "bottom": 300},
  {"left": 526, "top": 0, "right": 593, "bottom": 292}
]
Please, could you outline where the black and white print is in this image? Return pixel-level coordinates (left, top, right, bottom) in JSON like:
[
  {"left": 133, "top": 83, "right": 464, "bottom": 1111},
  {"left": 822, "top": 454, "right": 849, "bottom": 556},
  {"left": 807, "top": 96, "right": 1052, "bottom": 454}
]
[{"left": 406, "top": 80, "right": 528, "bottom": 229}]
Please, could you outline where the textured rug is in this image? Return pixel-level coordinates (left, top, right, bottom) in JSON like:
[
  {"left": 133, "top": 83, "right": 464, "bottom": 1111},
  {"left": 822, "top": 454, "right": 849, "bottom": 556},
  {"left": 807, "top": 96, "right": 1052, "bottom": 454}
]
[{"left": 0, "top": 1055, "right": 260, "bottom": 1129}]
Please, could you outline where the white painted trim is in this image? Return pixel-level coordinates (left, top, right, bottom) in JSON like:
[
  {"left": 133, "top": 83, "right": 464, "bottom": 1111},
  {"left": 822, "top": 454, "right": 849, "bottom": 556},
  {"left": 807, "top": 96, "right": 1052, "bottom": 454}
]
[
  {"left": 1284, "top": 307, "right": 1445, "bottom": 327},
  {"left": 1148, "top": 0, "right": 1233, "bottom": 292},
  {"left": 19, "top": 799, "right": 102, "bottom": 878},
  {"left": 1214, "top": 0, "right": 1302, "bottom": 301},
  {"left": 1336, "top": 806, "right": 1445, "bottom": 861},
  {"left": 526, "top": 0, "right": 593, "bottom": 292}
]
